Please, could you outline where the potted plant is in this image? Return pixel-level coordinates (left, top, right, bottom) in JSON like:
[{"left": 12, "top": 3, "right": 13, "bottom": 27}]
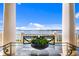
[{"left": 31, "top": 36, "right": 49, "bottom": 50}]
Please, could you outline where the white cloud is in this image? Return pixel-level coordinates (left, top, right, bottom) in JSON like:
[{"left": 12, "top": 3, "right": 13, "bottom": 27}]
[
  {"left": 0, "top": 22, "right": 79, "bottom": 31},
  {"left": 17, "top": 3, "right": 22, "bottom": 5},
  {"left": 16, "top": 27, "right": 27, "bottom": 30},
  {"left": 75, "top": 24, "right": 79, "bottom": 30},
  {"left": 16, "top": 23, "right": 62, "bottom": 30},
  {"left": 0, "top": 20, "right": 3, "bottom": 24},
  {"left": 0, "top": 20, "right": 3, "bottom": 31},
  {"left": 75, "top": 12, "right": 79, "bottom": 19},
  {"left": 0, "top": 26, "right": 3, "bottom": 31},
  {"left": 16, "top": 23, "right": 79, "bottom": 30},
  {"left": 29, "top": 23, "right": 44, "bottom": 29}
]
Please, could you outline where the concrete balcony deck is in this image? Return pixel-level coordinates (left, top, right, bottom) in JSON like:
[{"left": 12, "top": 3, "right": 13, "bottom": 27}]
[{"left": 0, "top": 42, "right": 79, "bottom": 56}]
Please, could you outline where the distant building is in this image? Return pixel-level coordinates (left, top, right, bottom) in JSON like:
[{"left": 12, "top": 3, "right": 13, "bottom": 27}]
[{"left": 16, "top": 30, "right": 62, "bottom": 43}]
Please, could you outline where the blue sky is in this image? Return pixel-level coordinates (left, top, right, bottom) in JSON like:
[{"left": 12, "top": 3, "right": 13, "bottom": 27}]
[
  {"left": 16, "top": 3, "right": 62, "bottom": 26},
  {"left": 0, "top": 3, "right": 79, "bottom": 30}
]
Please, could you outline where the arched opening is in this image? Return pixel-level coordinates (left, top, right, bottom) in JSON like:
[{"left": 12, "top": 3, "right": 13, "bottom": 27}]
[{"left": 16, "top": 3, "right": 62, "bottom": 44}]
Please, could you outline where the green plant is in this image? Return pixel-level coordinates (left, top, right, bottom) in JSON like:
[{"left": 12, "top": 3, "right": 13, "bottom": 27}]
[{"left": 31, "top": 36, "right": 49, "bottom": 49}]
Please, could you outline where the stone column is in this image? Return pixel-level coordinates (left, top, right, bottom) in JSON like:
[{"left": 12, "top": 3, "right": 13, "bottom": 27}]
[
  {"left": 62, "top": 3, "right": 76, "bottom": 56},
  {"left": 3, "top": 3, "right": 16, "bottom": 55}
]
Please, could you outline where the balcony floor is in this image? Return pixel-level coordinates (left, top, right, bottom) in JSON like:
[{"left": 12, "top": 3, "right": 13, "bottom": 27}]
[
  {"left": 0, "top": 43, "right": 79, "bottom": 56},
  {"left": 15, "top": 44, "right": 62, "bottom": 56}
]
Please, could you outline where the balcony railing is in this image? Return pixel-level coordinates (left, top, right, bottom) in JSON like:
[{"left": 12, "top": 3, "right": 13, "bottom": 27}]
[{"left": 0, "top": 42, "right": 77, "bottom": 56}]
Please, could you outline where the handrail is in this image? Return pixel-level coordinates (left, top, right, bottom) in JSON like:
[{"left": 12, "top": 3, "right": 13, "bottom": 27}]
[
  {"left": 23, "top": 37, "right": 31, "bottom": 44},
  {"left": 0, "top": 42, "right": 78, "bottom": 56},
  {"left": 63, "top": 42, "right": 76, "bottom": 56},
  {"left": 0, "top": 42, "right": 12, "bottom": 56}
]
